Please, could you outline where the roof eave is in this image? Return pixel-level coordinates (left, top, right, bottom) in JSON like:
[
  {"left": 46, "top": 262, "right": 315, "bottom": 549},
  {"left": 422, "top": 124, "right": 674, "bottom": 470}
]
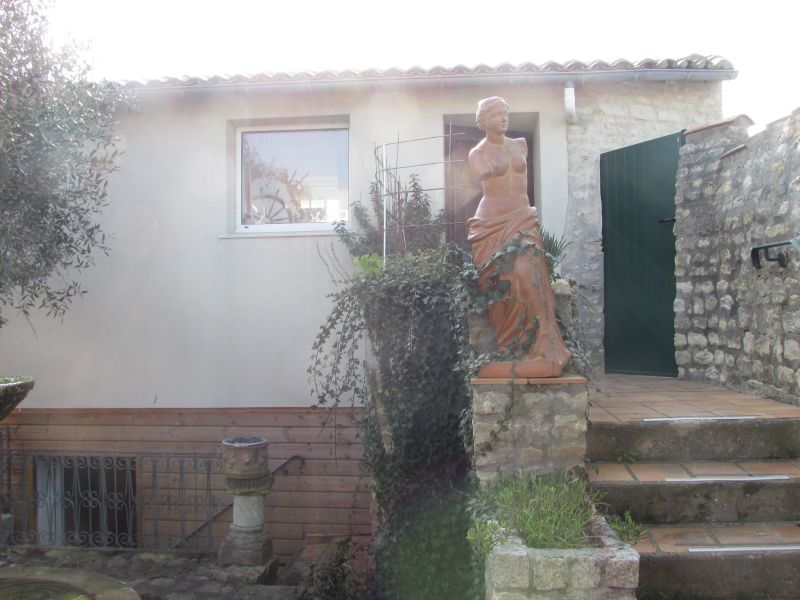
[{"left": 130, "top": 68, "right": 738, "bottom": 94}]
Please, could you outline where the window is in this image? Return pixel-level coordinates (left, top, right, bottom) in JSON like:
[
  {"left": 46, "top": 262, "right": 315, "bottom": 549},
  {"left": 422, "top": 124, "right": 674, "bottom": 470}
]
[
  {"left": 35, "top": 455, "right": 137, "bottom": 548},
  {"left": 236, "top": 125, "right": 349, "bottom": 233}
]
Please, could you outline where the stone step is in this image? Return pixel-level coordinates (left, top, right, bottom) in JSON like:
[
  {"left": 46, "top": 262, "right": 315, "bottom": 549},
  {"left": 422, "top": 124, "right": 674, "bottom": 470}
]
[
  {"left": 633, "top": 522, "right": 800, "bottom": 599},
  {"left": 587, "top": 417, "right": 800, "bottom": 462},
  {"left": 588, "top": 460, "right": 800, "bottom": 524}
]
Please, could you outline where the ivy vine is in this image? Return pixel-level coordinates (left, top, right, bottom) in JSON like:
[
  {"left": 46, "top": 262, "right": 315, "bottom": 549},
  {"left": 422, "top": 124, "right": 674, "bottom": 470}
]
[{"left": 309, "top": 175, "right": 588, "bottom": 598}]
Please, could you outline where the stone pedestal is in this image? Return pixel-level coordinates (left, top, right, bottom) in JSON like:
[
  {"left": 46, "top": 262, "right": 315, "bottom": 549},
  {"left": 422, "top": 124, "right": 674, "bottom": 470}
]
[
  {"left": 218, "top": 437, "right": 276, "bottom": 575},
  {"left": 471, "top": 376, "right": 588, "bottom": 483}
]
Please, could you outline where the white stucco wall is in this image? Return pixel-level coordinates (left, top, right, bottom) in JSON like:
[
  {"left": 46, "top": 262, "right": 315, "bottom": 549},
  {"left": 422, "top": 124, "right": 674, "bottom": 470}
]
[{"left": 0, "top": 81, "right": 570, "bottom": 408}]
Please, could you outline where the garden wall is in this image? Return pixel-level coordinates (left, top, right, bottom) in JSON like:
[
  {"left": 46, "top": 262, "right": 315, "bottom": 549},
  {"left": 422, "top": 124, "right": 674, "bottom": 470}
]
[
  {"left": 562, "top": 81, "right": 723, "bottom": 365},
  {"left": 673, "top": 109, "right": 800, "bottom": 404}
]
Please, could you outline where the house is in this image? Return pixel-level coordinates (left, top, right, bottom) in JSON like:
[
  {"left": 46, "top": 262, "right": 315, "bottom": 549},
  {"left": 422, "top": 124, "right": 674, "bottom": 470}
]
[{"left": 0, "top": 55, "right": 735, "bottom": 561}]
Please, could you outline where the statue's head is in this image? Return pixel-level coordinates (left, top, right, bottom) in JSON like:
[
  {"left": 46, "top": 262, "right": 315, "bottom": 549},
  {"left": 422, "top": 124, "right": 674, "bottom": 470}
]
[{"left": 476, "top": 97, "right": 510, "bottom": 131}]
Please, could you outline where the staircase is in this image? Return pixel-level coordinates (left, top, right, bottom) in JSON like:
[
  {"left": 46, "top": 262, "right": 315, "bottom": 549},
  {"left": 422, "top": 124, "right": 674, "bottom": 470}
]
[{"left": 586, "top": 374, "right": 800, "bottom": 600}]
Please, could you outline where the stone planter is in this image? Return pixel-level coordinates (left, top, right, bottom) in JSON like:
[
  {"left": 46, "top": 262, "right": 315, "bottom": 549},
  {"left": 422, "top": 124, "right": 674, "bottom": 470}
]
[
  {"left": 485, "top": 515, "right": 639, "bottom": 600},
  {"left": 0, "top": 376, "right": 33, "bottom": 422},
  {"left": 221, "top": 437, "right": 272, "bottom": 495}
]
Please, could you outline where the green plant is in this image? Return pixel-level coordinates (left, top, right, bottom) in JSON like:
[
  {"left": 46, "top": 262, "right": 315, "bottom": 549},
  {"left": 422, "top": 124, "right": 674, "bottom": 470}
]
[
  {"left": 614, "top": 448, "right": 639, "bottom": 464},
  {"left": 0, "top": 0, "right": 130, "bottom": 327},
  {"left": 311, "top": 175, "right": 480, "bottom": 598},
  {"left": 334, "top": 173, "right": 442, "bottom": 259},
  {"left": 540, "top": 228, "right": 571, "bottom": 280},
  {"left": 294, "top": 538, "right": 363, "bottom": 600},
  {"left": 605, "top": 510, "right": 643, "bottom": 543},
  {"left": 469, "top": 471, "right": 600, "bottom": 555}
]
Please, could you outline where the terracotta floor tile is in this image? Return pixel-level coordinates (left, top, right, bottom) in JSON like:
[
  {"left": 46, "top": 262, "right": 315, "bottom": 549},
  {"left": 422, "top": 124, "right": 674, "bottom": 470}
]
[
  {"left": 681, "top": 462, "right": 748, "bottom": 476},
  {"left": 647, "top": 408, "right": 716, "bottom": 418},
  {"left": 589, "top": 375, "right": 800, "bottom": 424},
  {"left": 605, "top": 408, "right": 663, "bottom": 417},
  {"left": 706, "top": 408, "right": 760, "bottom": 417},
  {"left": 587, "top": 463, "right": 634, "bottom": 482},
  {"left": 587, "top": 411, "right": 618, "bottom": 423},
  {"left": 649, "top": 526, "right": 715, "bottom": 553},
  {"left": 710, "top": 525, "right": 786, "bottom": 546},
  {"left": 739, "top": 461, "right": 800, "bottom": 476},
  {"left": 628, "top": 463, "right": 690, "bottom": 481},
  {"left": 631, "top": 536, "right": 658, "bottom": 554},
  {"left": 770, "top": 523, "right": 800, "bottom": 542}
]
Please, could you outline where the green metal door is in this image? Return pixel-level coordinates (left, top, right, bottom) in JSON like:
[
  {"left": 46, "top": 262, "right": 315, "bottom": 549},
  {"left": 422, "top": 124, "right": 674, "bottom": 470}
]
[{"left": 601, "top": 132, "right": 683, "bottom": 376}]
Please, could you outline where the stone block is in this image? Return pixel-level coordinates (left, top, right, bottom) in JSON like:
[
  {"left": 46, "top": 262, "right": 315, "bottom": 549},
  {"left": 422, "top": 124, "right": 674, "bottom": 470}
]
[
  {"left": 743, "top": 332, "right": 755, "bottom": 354},
  {"left": 530, "top": 553, "right": 570, "bottom": 590},
  {"left": 693, "top": 350, "right": 714, "bottom": 365},
  {"left": 558, "top": 390, "right": 589, "bottom": 412},
  {"left": 474, "top": 422, "right": 513, "bottom": 447},
  {"left": 515, "top": 448, "right": 545, "bottom": 465},
  {"left": 476, "top": 448, "right": 518, "bottom": 468},
  {"left": 569, "top": 554, "right": 601, "bottom": 589},
  {"left": 511, "top": 422, "right": 547, "bottom": 446},
  {"left": 489, "top": 542, "right": 530, "bottom": 589},
  {"left": 474, "top": 390, "right": 512, "bottom": 415},
  {"left": 517, "top": 392, "right": 554, "bottom": 416},
  {"left": 488, "top": 592, "right": 530, "bottom": 600},
  {"left": 218, "top": 526, "right": 272, "bottom": 567},
  {"left": 778, "top": 366, "right": 796, "bottom": 386},
  {"left": 551, "top": 444, "right": 586, "bottom": 465},
  {"left": 784, "top": 339, "right": 800, "bottom": 362},
  {"left": 688, "top": 332, "right": 708, "bottom": 348},
  {"left": 605, "top": 554, "right": 640, "bottom": 588}
]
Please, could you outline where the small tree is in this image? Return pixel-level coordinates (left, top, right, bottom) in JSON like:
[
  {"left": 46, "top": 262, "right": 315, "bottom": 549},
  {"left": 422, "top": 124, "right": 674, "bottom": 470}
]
[{"left": 0, "top": 0, "right": 128, "bottom": 327}]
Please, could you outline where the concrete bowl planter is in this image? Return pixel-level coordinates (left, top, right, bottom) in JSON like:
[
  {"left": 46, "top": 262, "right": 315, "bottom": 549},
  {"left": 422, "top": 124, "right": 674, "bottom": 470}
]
[
  {"left": 485, "top": 514, "right": 639, "bottom": 600},
  {"left": 221, "top": 437, "right": 273, "bottom": 495},
  {"left": 222, "top": 437, "right": 269, "bottom": 478},
  {"left": 0, "top": 376, "right": 33, "bottom": 422}
]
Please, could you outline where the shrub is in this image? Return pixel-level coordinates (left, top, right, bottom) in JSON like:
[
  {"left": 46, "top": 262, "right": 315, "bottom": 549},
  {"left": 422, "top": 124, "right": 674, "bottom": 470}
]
[{"left": 0, "top": 0, "right": 129, "bottom": 327}]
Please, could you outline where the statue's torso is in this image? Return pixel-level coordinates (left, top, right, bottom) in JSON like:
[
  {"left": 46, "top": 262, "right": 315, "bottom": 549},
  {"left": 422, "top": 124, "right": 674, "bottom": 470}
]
[{"left": 469, "top": 137, "right": 530, "bottom": 219}]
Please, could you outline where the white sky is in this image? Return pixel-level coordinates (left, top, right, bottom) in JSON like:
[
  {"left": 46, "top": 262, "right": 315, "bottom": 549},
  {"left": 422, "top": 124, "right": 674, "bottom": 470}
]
[{"left": 49, "top": 0, "right": 798, "bottom": 130}]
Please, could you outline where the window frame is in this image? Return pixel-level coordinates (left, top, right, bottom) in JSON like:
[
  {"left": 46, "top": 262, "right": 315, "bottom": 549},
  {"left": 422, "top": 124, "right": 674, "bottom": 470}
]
[{"left": 234, "top": 122, "right": 349, "bottom": 235}]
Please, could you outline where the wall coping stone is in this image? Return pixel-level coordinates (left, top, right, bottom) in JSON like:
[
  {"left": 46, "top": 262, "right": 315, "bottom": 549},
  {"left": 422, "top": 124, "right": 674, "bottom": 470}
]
[
  {"left": 684, "top": 114, "right": 754, "bottom": 136},
  {"left": 472, "top": 375, "right": 588, "bottom": 386}
]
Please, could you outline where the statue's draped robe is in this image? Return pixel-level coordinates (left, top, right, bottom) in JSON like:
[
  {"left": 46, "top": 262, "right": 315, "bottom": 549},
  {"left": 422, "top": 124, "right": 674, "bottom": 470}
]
[{"left": 467, "top": 206, "right": 566, "bottom": 362}]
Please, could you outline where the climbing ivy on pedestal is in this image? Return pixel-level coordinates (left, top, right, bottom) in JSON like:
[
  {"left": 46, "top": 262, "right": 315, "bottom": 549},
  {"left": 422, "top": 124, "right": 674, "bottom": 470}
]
[{"left": 309, "top": 182, "right": 483, "bottom": 599}]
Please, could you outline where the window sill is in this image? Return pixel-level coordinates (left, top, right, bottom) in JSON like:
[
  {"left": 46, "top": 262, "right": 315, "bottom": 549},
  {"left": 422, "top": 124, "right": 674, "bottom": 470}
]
[{"left": 218, "top": 229, "right": 341, "bottom": 239}]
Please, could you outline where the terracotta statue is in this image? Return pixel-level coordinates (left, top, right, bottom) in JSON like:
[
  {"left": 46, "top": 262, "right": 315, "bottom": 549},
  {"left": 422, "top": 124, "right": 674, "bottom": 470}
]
[{"left": 467, "top": 97, "right": 571, "bottom": 378}]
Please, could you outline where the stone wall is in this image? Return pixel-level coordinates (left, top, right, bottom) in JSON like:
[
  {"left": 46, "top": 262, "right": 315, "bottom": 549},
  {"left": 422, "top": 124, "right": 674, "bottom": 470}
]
[
  {"left": 562, "top": 81, "right": 723, "bottom": 365},
  {"left": 673, "top": 109, "right": 800, "bottom": 404}
]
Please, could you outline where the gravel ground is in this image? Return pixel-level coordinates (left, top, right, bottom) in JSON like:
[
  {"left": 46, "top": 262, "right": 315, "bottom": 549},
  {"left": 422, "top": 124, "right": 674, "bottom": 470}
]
[{"left": 0, "top": 546, "right": 296, "bottom": 600}]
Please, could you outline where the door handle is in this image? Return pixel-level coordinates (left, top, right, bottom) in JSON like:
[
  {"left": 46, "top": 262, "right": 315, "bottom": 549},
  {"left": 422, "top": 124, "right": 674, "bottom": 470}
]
[{"left": 658, "top": 217, "right": 676, "bottom": 224}]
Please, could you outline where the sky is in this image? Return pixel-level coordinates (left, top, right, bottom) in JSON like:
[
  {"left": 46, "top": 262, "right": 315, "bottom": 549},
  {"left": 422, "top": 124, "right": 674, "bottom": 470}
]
[{"left": 48, "top": 0, "right": 799, "bottom": 131}]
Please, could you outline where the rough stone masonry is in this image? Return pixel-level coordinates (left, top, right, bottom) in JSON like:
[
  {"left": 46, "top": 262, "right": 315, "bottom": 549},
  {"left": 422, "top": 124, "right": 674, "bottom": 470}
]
[{"left": 673, "top": 109, "right": 800, "bottom": 404}]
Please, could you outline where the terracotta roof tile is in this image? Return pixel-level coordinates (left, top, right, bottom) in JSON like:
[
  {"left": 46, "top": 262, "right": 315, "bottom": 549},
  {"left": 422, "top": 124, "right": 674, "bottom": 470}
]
[{"left": 126, "top": 54, "right": 735, "bottom": 90}]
